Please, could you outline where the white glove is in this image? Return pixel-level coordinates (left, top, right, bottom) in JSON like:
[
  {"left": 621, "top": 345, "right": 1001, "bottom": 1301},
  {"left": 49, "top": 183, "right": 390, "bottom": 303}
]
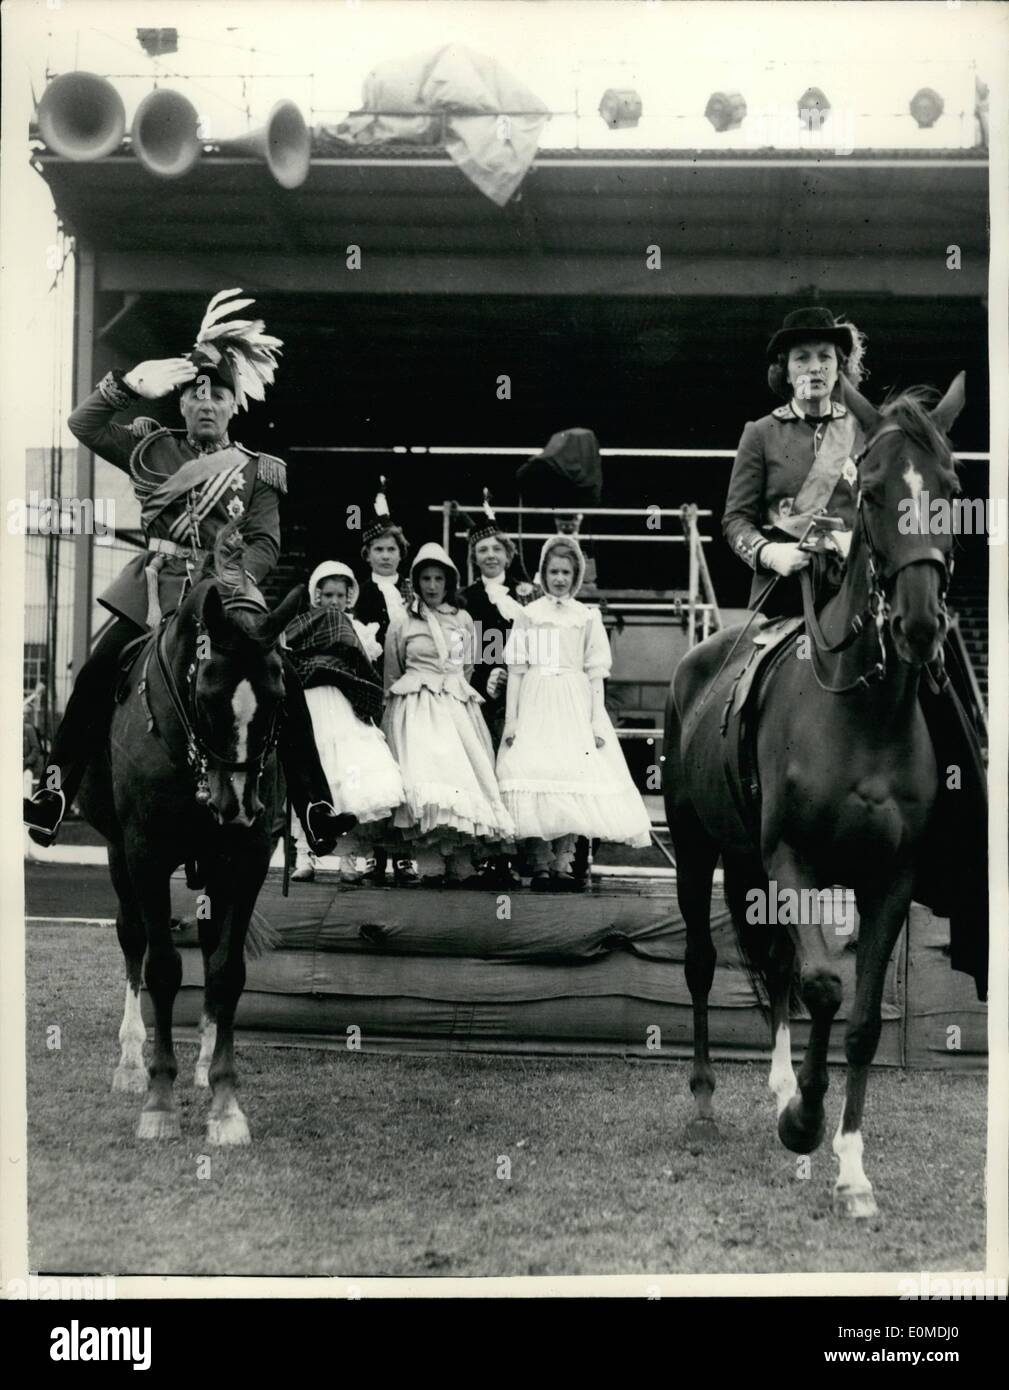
[
  {"left": 123, "top": 358, "right": 198, "bottom": 400},
  {"left": 826, "top": 530, "right": 853, "bottom": 560},
  {"left": 760, "top": 542, "right": 811, "bottom": 577},
  {"left": 486, "top": 667, "right": 507, "bottom": 699}
]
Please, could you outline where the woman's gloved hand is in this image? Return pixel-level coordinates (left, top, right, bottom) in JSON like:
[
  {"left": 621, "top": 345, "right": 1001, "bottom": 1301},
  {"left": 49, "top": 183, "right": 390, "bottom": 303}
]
[
  {"left": 486, "top": 667, "right": 508, "bottom": 699},
  {"left": 503, "top": 721, "right": 518, "bottom": 748},
  {"left": 760, "top": 542, "right": 812, "bottom": 577}
]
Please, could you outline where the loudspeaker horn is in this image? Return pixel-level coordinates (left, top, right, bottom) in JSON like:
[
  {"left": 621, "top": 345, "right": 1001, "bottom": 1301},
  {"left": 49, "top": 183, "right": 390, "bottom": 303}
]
[
  {"left": 37, "top": 72, "right": 126, "bottom": 161},
  {"left": 220, "top": 100, "right": 311, "bottom": 189},
  {"left": 131, "top": 88, "right": 201, "bottom": 178}
]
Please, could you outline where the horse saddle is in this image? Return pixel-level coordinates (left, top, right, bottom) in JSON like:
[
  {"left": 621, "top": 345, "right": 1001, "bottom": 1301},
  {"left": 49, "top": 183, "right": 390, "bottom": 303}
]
[
  {"left": 114, "top": 631, "right": 155, "bottom": 704},
  {"left": 719, "top": 616, "right": 804, "bottom": 843}
]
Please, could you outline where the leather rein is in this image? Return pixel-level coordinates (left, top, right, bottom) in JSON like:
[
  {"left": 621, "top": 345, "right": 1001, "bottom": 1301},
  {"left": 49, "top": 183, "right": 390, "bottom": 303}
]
[
  {"left": 137, "top": 614, "right": 280, "bottom": 806},
  {"left": 800, "top": 420, "right": 954, "bottom": 694}
]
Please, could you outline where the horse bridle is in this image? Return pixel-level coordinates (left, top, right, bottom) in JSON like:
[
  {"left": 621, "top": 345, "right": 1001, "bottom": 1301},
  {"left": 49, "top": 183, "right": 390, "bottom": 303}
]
[
  {"left": 802, "top": 419, "right": 955, "bottom": 693},
  {"left": 138, "top": 615, "right": 281, "bottom": 807}
]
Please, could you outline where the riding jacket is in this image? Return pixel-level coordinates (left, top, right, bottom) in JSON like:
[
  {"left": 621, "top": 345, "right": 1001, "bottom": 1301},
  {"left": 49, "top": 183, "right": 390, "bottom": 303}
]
[
  {"left": 723, "top": 400, "right": 864, "bottom": 607},
  {"left": 68, "top": 370, "right": 286, "bottom": 629}
]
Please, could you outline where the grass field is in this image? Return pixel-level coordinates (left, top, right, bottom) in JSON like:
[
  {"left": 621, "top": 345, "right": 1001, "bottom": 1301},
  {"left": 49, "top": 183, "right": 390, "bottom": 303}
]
[{"left": 26, "top": 923, "right": 986, "bottom": 1278}]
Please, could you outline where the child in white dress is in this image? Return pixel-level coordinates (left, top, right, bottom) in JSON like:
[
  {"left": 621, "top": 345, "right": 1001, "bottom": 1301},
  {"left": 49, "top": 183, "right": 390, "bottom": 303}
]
[
  {"left": 383, "top": 541, "right": 514, "bottom": 886},
  {"left": 286, "top": 561, "right": 405, "bottom": 882},
  {"left": 496, "top": 534, "right": 651, "bottom": 890}
]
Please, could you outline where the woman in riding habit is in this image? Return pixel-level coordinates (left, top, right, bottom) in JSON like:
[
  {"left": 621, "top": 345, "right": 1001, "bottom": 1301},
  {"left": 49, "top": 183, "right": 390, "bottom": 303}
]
[
  {"left": 722, "top": 305, "right": 868, "bottom": 617},
  {"left": 722, "top": 304, "right": 988, "bottom": 998}
]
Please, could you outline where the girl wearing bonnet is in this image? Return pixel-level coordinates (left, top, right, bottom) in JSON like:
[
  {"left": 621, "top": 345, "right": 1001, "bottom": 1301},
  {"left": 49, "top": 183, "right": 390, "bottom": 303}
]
[
  {"left": 496, "top": 534, "right": 651, "bottom": 891},
  {"left": 284, "top": 560, "right": 404, "bottom": 882},
  {"left": 382, "top": 541, "right": 514, "bottom": 887}
]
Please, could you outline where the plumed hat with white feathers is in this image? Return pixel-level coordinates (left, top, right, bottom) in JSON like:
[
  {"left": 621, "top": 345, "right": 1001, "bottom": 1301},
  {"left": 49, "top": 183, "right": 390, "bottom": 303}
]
[{"left": 186, "top": 288, "right": 283, "bottom": 411}]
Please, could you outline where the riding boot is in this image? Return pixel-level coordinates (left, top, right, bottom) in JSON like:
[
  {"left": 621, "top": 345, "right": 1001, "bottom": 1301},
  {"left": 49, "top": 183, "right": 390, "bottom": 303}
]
[
  {"left": 279, "top": 653, "right": 356, "bottom": 856},
  {"left": 23, "top": 618, "right": 142, "bottom": 845},
  {"left": 915, "top": 662, "right": 988, "bottom": 1000}
]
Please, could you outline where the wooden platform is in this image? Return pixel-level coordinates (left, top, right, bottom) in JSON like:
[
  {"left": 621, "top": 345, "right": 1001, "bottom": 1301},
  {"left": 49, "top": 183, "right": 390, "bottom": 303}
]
[{"left": 156, "top": 874, "right": 987, "bottom": 1068}]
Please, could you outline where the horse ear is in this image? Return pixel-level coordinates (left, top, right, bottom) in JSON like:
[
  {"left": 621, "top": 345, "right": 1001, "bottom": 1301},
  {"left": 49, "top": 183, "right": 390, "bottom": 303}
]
[
  {"left": 255, "top": 585, "right": 303, "bottom": 646},
  {"left": 930, "top": 371, "right": 966, "bottom": 434},
  {"left": 839, "top": 375, "right": 881, "bottom": 433},
  {"left": 199, "top": 582, "right": 231, "bottom": 643}
]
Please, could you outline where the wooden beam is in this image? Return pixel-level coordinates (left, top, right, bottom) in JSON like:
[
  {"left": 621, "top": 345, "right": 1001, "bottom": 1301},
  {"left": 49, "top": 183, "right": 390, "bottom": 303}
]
[
  {"left": 71, "top": 245, "right": 96, "bottom": 677},
  {"left": 97, "top": 251, "right": 986, "bottom": 298}
]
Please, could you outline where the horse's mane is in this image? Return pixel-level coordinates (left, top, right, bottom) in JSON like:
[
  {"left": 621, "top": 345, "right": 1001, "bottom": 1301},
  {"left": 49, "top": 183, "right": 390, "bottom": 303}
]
[
  {"left": 878, "top": 386, "right": 947, "bottom": 449},
  {"left": 209, "top": 513, "right": 248, "bottom": 583},
  {"left": 875, "top": 385, "right": 961, "bottom": 485},
  {"left": 183, "top": 516, "right": 264, "bottom": 636}
]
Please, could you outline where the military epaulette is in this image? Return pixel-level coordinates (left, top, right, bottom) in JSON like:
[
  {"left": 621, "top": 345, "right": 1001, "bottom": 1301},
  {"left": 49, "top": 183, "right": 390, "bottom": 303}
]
[
  {"left": 254, "top": 452, "right": 288, "bottom": 494},
  {"left": 129, "top": 416, "right": 161, "bottom": 439},
  {"left": 772, "top": 404, "right": 794, "bottom": 420}
]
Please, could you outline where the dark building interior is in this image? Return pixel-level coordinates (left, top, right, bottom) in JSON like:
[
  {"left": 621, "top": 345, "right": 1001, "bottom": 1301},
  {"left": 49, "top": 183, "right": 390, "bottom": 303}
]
[{"left": 38, "top": 147, "right": 990, "bottom": 684}]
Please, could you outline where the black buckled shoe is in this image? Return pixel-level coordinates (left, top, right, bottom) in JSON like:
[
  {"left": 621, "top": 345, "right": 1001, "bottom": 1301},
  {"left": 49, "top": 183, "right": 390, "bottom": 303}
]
[
  {"left": 393, "top": 858, "right": 420, "bottom": 886},
  {"left": 304, "top": 802, "right": 357, "bottom": 857},
  {"left": 23, "top": 789, "right": 67, "bottom": 847}
]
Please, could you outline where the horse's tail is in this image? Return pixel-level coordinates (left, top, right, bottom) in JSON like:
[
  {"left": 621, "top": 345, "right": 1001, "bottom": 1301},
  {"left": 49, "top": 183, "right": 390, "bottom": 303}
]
[{"left": 723, "top": 855, "right": 803, "bottom": 1020}]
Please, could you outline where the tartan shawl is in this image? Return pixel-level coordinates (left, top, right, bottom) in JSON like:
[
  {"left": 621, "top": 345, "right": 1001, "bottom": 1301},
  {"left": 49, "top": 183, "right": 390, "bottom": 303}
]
[{"left": 284, "top": 607, "right": 385, "bottom": 725}]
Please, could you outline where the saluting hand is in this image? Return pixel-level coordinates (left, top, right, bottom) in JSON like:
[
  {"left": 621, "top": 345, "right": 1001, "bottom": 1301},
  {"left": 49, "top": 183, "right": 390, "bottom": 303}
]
[
  {"left": 760, "top": 542, "right": 811, "bottom": 578},
  {"left": 123, "top": 358, "right": 198, "bottom": 400}
]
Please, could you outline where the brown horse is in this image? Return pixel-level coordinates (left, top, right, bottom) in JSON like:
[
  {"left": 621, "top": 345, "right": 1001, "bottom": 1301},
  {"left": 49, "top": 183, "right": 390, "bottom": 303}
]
[
  {"left": 79, "top": 545, "right": 300, "bottom": 1146},
  {"left": 663, "top": 374, "right": 974, "bottom": 1217}
]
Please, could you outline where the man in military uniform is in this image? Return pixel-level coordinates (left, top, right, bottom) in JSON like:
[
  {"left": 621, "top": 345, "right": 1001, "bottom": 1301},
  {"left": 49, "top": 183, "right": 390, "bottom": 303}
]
[{"left": 23, "top": 353, "right": 349, "bottom": 853}]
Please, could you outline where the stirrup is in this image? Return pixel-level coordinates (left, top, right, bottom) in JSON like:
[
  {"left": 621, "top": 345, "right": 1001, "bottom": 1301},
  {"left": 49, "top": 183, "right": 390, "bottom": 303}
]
[
  {"left": 23, "top": 788, "right": 67, "bottom": 845},
  {"left": 304, "top": 801, "right": 356, "bottom": 855}
]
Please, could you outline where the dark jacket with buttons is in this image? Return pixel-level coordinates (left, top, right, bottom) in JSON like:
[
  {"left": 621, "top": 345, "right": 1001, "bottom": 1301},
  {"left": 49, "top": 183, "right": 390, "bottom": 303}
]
[
  {"left": 722, "top": 400, "right": 863, "bottom": 607},
  {"left": 69, "top": 380, "right": 285, "bottom": 628}
]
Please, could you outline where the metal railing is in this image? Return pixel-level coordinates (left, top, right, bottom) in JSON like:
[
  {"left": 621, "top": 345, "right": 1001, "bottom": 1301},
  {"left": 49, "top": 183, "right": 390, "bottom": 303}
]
[{"left": 431, "top": 500, "right": 723, "bottom": 646}]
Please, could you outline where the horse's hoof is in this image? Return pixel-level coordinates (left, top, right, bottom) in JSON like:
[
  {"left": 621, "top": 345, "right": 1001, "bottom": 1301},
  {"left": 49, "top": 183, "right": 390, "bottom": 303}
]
[
  {"left": 136, "top": 1108, "right": 180, "bottom": 1141},
  {"left": 684, "top": 1116, "right": 719, "bottom": 1150},
  {"left": 778, "top": 1097, "right": 825, "bottom": 1155},
  {"left": 111, "top": 1066, "right": 148, "bottom": 1095},
  {"left": 193, "top": 1064, "right": 210, "bottom": 1089},
  {"left": 207, "top": 1112, "right": 251, "bottom": 1147},
  {"left": 834, "top": 1185, "right": 878, "bottom": 1219}
]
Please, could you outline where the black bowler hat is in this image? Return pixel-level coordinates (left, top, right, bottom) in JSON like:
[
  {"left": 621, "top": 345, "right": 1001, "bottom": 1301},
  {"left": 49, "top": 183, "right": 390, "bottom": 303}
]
[{"left": 766, "top": 307, "right": 854, "bottom": 362}]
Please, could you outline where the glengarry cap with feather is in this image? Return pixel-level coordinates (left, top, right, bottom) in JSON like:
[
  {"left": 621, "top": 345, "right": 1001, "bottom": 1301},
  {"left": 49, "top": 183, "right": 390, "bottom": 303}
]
[
  {"left": 363, "top": 476, "right": 400, "bottom": 545},
  {"left": 185, "top": 288, "right": 283, "bottom": 411},
  {"left": 468, "top": 488, "right": 508, "bottom": 548}
]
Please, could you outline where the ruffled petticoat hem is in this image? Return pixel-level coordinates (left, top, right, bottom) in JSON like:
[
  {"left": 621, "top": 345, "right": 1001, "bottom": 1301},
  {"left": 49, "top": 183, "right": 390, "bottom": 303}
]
[
  {"left": 388, "top": 779, "right": 515, "bottom": 852},
  {"left": 501, "top": 788, "right": 651, "bottom": 848}
]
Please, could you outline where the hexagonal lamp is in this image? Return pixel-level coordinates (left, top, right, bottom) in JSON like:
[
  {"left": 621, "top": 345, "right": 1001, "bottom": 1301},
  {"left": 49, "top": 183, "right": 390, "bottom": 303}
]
[
  {"left": 704, "top": 91, "right": 747, "bottom": 133},
  {"left": 599, "top": 89, "right": 643, "bottom": 130}
]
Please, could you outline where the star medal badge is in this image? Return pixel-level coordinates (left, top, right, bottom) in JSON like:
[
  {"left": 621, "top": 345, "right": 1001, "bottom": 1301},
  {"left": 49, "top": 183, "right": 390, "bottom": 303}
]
[{"left": 842, "top": 458, "right": 858, "bottom": 487}]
